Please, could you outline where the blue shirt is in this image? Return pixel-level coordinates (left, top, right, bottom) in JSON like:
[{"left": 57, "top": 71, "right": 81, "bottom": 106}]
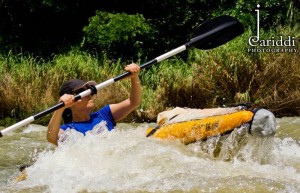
[{"left": 60, "top": 105, "right": 116, "bottom": 135}]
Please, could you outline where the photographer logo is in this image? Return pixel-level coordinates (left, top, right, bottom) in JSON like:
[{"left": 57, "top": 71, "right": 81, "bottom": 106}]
[{"left": 248, "top": 4, "right": 297, "bottom": 53}]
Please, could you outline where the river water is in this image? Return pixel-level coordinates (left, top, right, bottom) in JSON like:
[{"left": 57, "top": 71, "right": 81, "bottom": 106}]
[{"left": 0, "top": 117, "right": 300, "bottom": 193}]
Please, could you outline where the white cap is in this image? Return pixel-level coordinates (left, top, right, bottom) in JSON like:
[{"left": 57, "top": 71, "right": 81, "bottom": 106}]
[{"left": 250, "top": 109, "right": 277, "bottom": 137}]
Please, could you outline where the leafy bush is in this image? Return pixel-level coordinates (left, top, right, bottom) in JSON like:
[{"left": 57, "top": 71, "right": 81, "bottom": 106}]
[{"left": 82, "top": 11, "right": 156, "bottom": 62}]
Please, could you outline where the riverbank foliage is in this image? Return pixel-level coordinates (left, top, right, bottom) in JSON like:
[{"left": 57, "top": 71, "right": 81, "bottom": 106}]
[
  {"left": 1, "top": 0, "right": 299, "bottom": 126},
  {"left": 0, "top": 28, "right": 299, "bottom": 126},
  {"left": 1, "top": 0, "right": 299, "bottom": 59}
]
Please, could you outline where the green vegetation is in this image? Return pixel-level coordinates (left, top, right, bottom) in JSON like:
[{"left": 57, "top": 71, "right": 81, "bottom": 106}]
[
  {"left": 0, "top": 1, "right": 299, "bottom": 126},
  {"left": 82, "top": 11, "right": 156, "bottom": 61},
  {"left": 1, "top": 0, "right": 298, "bottom": 59}
]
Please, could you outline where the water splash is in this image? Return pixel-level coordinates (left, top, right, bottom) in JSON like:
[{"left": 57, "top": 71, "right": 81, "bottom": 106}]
[{"left": 5, "top": 123, "right": 300, "bottom": 192}]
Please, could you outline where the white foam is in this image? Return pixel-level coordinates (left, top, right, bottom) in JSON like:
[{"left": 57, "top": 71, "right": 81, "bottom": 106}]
[
  {"left": 22, "top": 124, "right": 45, "bottom": 134},
  {"left": 16, "top": 124, "right": 300, "bottom": 193}
]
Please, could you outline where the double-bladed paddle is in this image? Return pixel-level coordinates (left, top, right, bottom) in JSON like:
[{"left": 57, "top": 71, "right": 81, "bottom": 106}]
[{"left": 0, "top": 15, "right": 244, "bottom": 137}]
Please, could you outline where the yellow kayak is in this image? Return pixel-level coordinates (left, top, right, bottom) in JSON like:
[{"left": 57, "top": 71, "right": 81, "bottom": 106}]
[{"left": 146, "top": 107, "right": 277, "bottom": 144}]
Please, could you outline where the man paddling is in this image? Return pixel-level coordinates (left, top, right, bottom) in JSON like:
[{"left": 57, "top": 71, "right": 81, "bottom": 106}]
[{"left": 47, "top": 63, "right": 142, "bottom": 145}]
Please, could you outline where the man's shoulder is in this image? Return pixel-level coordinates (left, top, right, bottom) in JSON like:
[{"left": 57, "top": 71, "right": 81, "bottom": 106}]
[{"left": 91, "top": 105, "right": 110, "bottom": 117}]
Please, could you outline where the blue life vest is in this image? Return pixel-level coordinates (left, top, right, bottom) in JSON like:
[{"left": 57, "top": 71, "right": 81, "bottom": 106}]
[{"left": 60, "top": 105, "right": 116, "bottom": 135}]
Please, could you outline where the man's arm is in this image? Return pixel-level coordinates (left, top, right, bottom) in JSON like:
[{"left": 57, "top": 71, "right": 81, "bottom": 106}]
[
  {"left": 110, "top": 63, "right": 142, "bottom": 122},
  {"left": 47, "top": 109, "right": 65, "bottom": 146},
  {"left": 47, "top": 94, "right": 75, "bottom": 145}
]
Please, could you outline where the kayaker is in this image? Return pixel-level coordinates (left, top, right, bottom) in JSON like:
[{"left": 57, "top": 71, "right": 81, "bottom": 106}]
[{"left": 47, "top": 63, "right": 142, "bottom": 146}]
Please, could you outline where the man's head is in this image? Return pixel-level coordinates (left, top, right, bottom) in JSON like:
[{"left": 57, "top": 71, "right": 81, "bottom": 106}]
[{"left": 59, "top": 79, "right": 97, "bottom": 96}]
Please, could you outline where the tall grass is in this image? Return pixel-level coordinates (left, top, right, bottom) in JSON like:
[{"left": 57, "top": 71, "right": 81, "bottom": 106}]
[
  {"left": 186, "top": 29, "right": 300, "bottom": 115},
  {"left": 0, "top": 28, "right": 299, "bottom": 126}
]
